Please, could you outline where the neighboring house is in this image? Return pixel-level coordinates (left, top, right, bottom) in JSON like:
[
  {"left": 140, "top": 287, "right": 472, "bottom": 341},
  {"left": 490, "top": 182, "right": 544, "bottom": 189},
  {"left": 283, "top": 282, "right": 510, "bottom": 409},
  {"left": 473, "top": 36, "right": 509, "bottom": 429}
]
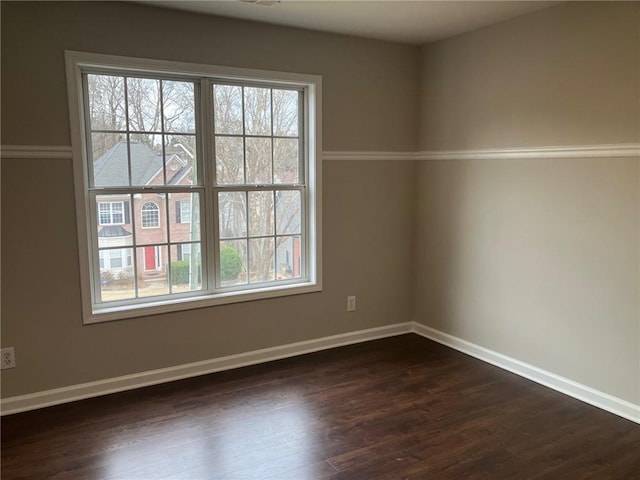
[{"left": 94, "top": 141, "right": 195, "bottom": 282}]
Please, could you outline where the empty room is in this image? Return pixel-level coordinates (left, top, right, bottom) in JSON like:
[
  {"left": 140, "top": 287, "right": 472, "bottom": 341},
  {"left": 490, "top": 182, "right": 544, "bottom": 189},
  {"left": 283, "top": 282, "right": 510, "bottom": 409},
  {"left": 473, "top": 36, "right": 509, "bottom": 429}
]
[{"left": 1, "top": 1, "right": 638, "bottom": 478}]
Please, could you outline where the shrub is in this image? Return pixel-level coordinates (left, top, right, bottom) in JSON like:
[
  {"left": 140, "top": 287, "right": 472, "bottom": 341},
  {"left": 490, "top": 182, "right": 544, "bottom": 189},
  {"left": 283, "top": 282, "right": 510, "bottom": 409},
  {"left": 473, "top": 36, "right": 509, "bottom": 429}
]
[
  {"left": 221, "top": 246, "right": 243, "bottom": 281},
  {"left": 100, "top": 267, "right": 134, "bottom": 288},
  {"left": 171, "top": 260, "right": 190, "bottom": 284}
]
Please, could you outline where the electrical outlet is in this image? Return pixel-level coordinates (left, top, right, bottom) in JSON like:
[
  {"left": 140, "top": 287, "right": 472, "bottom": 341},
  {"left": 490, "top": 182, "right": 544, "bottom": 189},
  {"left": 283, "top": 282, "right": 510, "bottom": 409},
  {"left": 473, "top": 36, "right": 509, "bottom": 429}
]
[
  {"left": 347, "top": 296, "right": 356, "bottom": 312},
  {"left": 1, "top": 347, "right": 16, "bottom": 369}
]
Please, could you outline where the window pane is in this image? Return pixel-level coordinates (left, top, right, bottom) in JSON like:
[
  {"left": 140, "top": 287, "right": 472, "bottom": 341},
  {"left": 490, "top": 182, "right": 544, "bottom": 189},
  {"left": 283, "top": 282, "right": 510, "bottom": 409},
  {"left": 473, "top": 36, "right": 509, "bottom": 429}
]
[
  {"left": 248, "top": 191, "right": 274, "bottom": 237},
  {"left": 88, "top": 74, "right": 126, "bottom": 131},
  {"left": 163, "top": 80, "right": 195, "bottom": 133},
  {"left": 171, "top": 243, "right": 202, "bottom": 293},
  {"left": 246, "top": 137, "right": 272, "bottom": 184},
  {"left": 215, "top": 136, "right": 244, "bottom": 185},
  {"left": 244, "top": 87, "right": 271, "bottom": 135},
  {"left": 96, "top": 195, "right": 133, "bottom": 247},
  {"left": 272, "top": 89, "right": 298, "bottom": 137},
  {"left": 273, "top": 138, "right": 298, "bottom": 184},
  {"left": 127, "top": 77, "right": 161, "bottom": 132},
  {"left": 214, "top": 84, "right": 243, "bottom": 135},
  {"left": 92, "top": 132, "right": 128, "bottom": 187},
  {"left": 137, "top": 245, "right": 169, "bottom": 297},
  {"left": 169, "top": 192, "right": 200, "bottom": 242},
  {"left": 276, "top": 190, "right": 301, "bottom": 234},
  {"left": 130, "top": 134, "right": 164, "bottom": 186},
  {"left": 99, "top": 247, "right": 134, "bottom": 302},
  {"left": 276, "top": 235, "right": 301, "bottom": 280},
  {"left": 218, "top": 192, "right": 247, "bottom": 239},
  {"left": 135, "top": 193, "right": 167, "bottom": 244},
  {"left": 220, "top": 240, "right": 247, "bottom": 287},
  {"left": 166, "top": 135, "right": 196, "bottom": 186},
  {"left": 249, "top": 237, "right": 275, "bottom": 283}
]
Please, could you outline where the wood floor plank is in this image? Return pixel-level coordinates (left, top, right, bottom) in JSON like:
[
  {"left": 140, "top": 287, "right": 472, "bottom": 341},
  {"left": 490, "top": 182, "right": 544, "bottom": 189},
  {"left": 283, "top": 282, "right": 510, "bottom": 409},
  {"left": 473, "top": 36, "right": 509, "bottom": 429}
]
[{"left": 2, "top": 334, "right": 638, "bottom": 479}]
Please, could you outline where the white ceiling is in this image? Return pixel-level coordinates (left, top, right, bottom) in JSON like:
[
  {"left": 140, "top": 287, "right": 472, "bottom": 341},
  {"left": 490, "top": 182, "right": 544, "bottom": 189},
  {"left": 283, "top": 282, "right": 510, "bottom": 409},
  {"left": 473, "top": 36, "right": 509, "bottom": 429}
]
[{"left": 139, "top": 1, "right": 559, "bottom": 45}]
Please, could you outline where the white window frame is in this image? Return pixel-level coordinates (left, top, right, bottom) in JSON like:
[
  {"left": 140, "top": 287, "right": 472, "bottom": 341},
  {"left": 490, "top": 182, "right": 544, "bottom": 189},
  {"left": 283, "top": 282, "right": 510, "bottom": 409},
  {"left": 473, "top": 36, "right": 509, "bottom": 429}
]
[{"left": 66, "top": 51, "right": 322, "bottom": 324}]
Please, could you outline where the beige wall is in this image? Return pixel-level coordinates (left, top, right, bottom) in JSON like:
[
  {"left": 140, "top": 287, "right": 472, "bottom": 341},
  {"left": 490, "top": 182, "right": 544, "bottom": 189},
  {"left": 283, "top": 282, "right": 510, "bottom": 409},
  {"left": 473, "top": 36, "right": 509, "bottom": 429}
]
[
  {"left": 419, "top": 2, "right": 640, "bottom": 151},
  {"left": 1, "top": 1, "right": 419, "bottom": 151},
  {"left": 415, "top": 157, "right": 639, "bottom": 403},
  {"left": 415, "top": 2, "right": 640, "bottom": 404},
  {"left": 2, "top": 158, "right": 415, "bottom": 396},
  {"left": 0, "top": 1, "right": 418, "bottom": 397}
]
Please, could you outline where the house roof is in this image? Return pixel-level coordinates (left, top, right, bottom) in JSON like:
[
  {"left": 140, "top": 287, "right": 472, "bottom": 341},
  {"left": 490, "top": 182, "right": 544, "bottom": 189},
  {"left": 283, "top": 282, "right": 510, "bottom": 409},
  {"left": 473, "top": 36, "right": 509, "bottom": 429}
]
[
  {"left": 97, "top": 225, "right": 132, "bottom": 238},
  {"left": 93, "top": 141, "right": 163, "bottom": 187},
  {"left": 94, "top": 141, "right": 192, "bottom": 187}
]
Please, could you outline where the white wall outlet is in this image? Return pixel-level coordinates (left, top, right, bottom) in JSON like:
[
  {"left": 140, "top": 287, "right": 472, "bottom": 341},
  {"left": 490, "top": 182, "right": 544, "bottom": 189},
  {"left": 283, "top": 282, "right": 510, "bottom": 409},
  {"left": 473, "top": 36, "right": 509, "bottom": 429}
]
[
  {"left": 1, "top": 347, "right": 16, "bottom": 369},
  {"left": 347, "top": 296, "right": 356, "bottom": 312}
]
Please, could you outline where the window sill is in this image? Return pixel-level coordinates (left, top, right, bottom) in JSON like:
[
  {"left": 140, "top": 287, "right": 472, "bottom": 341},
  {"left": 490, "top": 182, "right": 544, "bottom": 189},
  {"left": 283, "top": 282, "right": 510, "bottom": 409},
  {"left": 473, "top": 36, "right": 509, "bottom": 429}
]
[{"left": 85, "top": 282, "right": 322, "bottom": 324}]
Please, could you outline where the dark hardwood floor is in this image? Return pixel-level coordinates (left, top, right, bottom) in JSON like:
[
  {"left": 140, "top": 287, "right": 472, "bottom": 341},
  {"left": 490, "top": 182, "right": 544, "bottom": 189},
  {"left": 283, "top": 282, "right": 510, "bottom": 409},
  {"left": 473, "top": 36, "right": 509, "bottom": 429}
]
[{"left": 2, "top": 334, "right": 638, "bottom": 479}]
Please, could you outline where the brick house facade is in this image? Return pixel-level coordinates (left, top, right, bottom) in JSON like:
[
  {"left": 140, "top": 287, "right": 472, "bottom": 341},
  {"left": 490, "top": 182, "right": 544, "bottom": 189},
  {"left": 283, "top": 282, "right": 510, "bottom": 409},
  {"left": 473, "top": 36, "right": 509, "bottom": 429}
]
[{"left": 95, "top": 141, "right": 196, "bottom": 285}]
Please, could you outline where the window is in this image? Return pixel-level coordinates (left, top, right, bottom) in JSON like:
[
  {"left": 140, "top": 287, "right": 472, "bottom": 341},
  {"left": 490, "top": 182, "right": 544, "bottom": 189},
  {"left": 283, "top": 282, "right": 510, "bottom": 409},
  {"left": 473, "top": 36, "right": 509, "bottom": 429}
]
[
  {"left": 98, "top": 202, "right": 124, "bottom": 225},
  {"left": 213, "top": 84, "right": 304, "bottom": 286},
  {"left": 99, "top": 248, "right": 132, "bottom": 270},
  {"left": 141, "top": 202, "right": 160, "bottom": 228},
  {"left": 66, "top": 52, "right": 321, "bottom": 323},
  {"left": 176, "top": 200, "right": 191, "bottom": 224},
  {"left": 176, "top": 243, "right": 190, "bottom": 261}
]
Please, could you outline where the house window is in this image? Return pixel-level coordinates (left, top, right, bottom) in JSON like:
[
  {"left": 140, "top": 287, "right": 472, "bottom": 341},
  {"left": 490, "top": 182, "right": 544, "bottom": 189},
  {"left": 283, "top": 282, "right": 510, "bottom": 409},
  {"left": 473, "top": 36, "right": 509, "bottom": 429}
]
[
  {"left": 98, "top": 202, "right": 124, "bottom": 225},
  {"left": 141, "top": 202, "right": 160, "bottom": 228},
  {"left": 176, "top": 243, "right": 191, "bottom": 261},
  {"left": 176, "top": 200, "right": 190, "bottom": 224},
  {"left": 99, "top": 248, "right": 132, "bottom": 270},
  {"left": 67, "top": 52, "right": 321, "bottom": 323}
]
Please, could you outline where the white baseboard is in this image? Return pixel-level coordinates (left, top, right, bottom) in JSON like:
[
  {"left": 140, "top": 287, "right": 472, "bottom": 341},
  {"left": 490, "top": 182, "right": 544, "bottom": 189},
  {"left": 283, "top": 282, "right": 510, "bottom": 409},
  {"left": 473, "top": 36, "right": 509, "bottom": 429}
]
[
  {"left": 412, "top": 322, "right": 640, "bottom": 424},
  {"left": 0, "top": 322, "right": 412, "bottom": 416},
  {"left": 4, "top": 321, "right": 638, "bottom": 424}
]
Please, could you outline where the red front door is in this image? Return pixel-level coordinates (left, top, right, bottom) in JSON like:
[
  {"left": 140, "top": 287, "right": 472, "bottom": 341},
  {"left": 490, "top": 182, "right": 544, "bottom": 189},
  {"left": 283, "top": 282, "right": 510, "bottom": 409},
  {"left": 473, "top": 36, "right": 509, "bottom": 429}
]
[{"left": 144, "top": 246, "right": 157, "bottom": 271}]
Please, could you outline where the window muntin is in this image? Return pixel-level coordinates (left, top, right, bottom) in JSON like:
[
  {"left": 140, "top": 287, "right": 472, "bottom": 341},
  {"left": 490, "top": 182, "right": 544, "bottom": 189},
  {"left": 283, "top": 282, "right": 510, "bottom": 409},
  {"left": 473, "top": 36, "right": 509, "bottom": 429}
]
[{"left": 69, "top": 54, "right": 321, "bottom": 322}]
